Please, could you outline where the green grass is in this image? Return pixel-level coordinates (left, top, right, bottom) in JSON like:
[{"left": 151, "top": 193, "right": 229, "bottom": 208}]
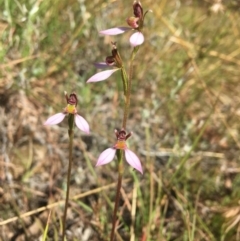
[{"left": 1, "top": 0, "right": 240, "bottom": 240}]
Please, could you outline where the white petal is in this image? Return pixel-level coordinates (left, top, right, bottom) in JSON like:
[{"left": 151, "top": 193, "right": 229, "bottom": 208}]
[
  {"left": 44, "top": 113, "right": 66, "bottom": 125},
  {"left": 75, "top": 115, "right": 90, "bottom": 133},
  {"left": 100, "top": 27, "right": 131, "bottom": 35},
  {"left": 94, "top": 62, "right": 109, "bottom": 69},
  {"left": 125, "top": 149, "right": 143, "bottom": 174},
  {"left": 96, "top": 148, "right": 116, "bottom": 166},
  {"left": 129, "top": 32, "right": 144, "bottom": 47},
  {"left": 87, "top": 69, "right": 120, "bottom": 83}
]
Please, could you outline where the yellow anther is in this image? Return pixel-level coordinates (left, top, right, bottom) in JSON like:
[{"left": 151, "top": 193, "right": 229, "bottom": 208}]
[
  {"left": 114, "top": 140, "right": 127, "bottom": 150},
  {"left": 66, "top": 104, "right": 77, "bottom": 114}
]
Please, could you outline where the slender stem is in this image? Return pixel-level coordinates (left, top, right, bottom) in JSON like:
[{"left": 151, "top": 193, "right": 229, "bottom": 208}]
[
  {"left": 122, "top": 64, "right": 132, "bottom": 129},
  {"left": 110, "top": 150, "right": 124, "bottom": 241},
  {"left": 62, "top": 128, "right": 74, "bottom": 241},
  {"left": 121, "top": 67, "right": 128, "bottom": 97},
  {"left": 111, "top": 46, "right": 140, "bottom": 240},
  {"left": 122, "top": 47, "right": 139, "bottom": 129}
]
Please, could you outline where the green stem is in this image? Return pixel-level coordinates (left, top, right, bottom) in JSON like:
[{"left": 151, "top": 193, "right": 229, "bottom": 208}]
[
  {"left": 121, "top": 67, "right": 128, "bottom": 97},
  {"left": 122, "top": 47, "right": 139, "bottom": 129},
  {"left": 111, "top": 46, "right": 140, "bottom": 240},
  {"left": 62, "top": 115, "right": 74, "bottom": 241},
  {"left": 120, "top": 66, "right": 128, "bottom": 130},
  {"left": 110, "top": 150, "right": 124, "bottom": 241}
]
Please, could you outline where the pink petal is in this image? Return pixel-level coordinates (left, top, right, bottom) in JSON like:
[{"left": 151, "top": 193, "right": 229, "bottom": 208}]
[
  {"left": 96, "top": 148, "right": 116, "bottom": 166},
  {"left": 125, "top": 149, "right": 143, "bottom": 174},
  {"left": 129, "top": 32, "right": 144, "bottom": 47},
  {"left": 100, "top": 27, "right": 131, "bottom": 35},
  {"left": 44, "top": 113, "right": 66, "bottom": 125},
  {"left": 75, "top": 114, "right": 90, "bottom": 133},
  {"left": 94, "top": 62, "right": 109, "bottom": 69},
  {"left": 87, "top": 69, "right": 120, "bottom": 83}
]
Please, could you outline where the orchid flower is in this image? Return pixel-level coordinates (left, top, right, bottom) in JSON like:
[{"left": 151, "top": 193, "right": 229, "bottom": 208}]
[
  {"left": 87, "top": 43, "right": 122, "bottom": 83},
  {"left": 44, "top": 92, "right": 90, "bottom": 134},
  {"left": 99, "top": 1, "right": 151, "bottom": 47},
  {"left": 96, "top": 129, "right": 143, "bottom": 174}
]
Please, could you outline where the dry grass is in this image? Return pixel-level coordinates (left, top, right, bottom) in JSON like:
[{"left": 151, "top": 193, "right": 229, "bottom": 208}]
[{"left": 1, "top": 0, "right": 240, "bottom": 240}]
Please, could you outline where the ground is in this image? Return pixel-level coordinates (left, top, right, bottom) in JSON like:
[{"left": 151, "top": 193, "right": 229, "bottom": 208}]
[{"left": 1, "top": 0, "right": 240, "bottom": 240}]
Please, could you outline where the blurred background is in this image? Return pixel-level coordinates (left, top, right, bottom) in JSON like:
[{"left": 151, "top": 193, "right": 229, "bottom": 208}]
[{"left": 1, "top": 0, "right": 240, "bottom": 240}]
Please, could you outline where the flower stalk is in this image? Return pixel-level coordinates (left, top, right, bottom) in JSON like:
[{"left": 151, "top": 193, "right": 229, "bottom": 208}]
[
  {"left": 62, "top": 127, "right": 74, "bottom": 241},
  {"left": 110, "top": 150, "right": 123, "bottom": 241},
  {"left": 44, "top": 92, "right": 90, "bottom": 240},
  {"left": 122, "top": 46, "right": 139, "bottom": 129},
  {"left": 87, "top": 1, "right": 150, "bottom": 240}
]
